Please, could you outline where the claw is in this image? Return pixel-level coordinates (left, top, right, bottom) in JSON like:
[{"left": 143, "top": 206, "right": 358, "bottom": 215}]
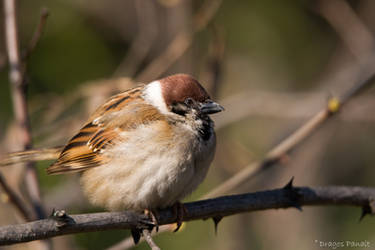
[
  {"left": 172, "top": 201, "right": 188, "bottom": 232},
  {"left": 144, "top": 209, "right": 159, "bottom": 232}
]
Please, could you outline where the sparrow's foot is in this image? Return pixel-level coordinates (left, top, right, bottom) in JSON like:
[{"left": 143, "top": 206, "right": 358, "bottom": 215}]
[
  {"left": 144, "top": 208, "right": 159, "bottom": 232},
  {"left": 131, "top": 210, "right": 158, "bottom": 245},
  {"left": 50, "top": 209, "right": 75, "bottom": 228},
  {"left": 172, "top": 201, "right": 188, "bottom": 232}
]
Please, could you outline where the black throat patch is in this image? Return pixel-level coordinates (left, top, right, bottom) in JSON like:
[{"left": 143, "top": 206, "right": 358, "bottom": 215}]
[{"left": 199, "top": 117, "right": 213, "bottom": 141}]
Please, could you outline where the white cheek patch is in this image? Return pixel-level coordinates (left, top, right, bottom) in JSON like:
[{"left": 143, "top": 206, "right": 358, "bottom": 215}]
[{"left": 143, "top": 81, "right": 170, "bottom": 114}]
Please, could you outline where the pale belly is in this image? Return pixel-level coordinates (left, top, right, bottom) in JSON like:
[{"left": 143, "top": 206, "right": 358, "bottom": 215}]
[{"left": 80, "top": 123, "right": 216, "bottom": 211}]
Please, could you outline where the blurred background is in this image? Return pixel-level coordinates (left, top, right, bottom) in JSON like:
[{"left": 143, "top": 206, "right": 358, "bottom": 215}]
[{"left": 1, "top": 0, "right": 375, "bottom": 249}]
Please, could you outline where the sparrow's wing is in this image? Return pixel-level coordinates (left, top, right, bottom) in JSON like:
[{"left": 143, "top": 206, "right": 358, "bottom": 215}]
[
  {"left": 47, "top": 86, "right": 166, "bottom": 175},
  {"left": 47, "top": 122, "right": 108, "bottom": 174}
]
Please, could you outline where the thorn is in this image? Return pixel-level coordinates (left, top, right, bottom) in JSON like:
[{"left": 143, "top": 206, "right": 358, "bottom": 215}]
[
  {"left": 212, "top": 216, "right": 223, "bottom": 235},
  {"left": 131, "top": 228, "right": 141, "bottom": 245},
  {"left": 359, "top": 200, "right": 375, "bottom": 222},
  {"left": 282, "top": 177, "right": 303, "bottom": 211},
  {"left": 283, "top": 177, "right": 294, "bottom": 190},
  {"left": 359, "top": 206, "right": 370, "bottom": 222}
]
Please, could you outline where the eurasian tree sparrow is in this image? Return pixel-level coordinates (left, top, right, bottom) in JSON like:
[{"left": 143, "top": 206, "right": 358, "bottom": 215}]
[{"left": 47, "top": 74, "right": 223, "bottom": 230}]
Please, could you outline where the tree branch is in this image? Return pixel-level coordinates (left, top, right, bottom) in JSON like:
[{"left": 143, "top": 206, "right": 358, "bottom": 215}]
[
  {"left": 0, "top": 173, "right": 32, "bottom": 221},
  {"left": 142, "top": 229, "right": 161, "bottom": 250},
  {"left": 136, "top": 0, "right": 223, "bottom": 82},
  {"left": 1, "top": 184, "right": 374, "bottom": 246},
  {"left": 204, "top": 63, "right": 375, "bottom": 199},
  {"left": 4, "top": 0, "right": 48, "bottom": 221},
  {"left": 22, "top": 7, "right": 49, "bottom": 60}
]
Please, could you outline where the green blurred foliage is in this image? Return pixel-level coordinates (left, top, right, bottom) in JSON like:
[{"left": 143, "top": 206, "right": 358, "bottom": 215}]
[{"left": 215, "top": 0, "right": 336, "bottom": 90}]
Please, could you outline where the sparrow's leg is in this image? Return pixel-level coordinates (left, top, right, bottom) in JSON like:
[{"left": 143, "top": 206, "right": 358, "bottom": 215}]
[
  {"left": 144, "top": 208, "right": 159, "bottom": 232},
  {"left": 172, "top": 201, "right": 188, "bottom": 232}
]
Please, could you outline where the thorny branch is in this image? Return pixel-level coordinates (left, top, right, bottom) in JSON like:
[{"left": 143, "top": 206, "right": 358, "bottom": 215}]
[
  {"left": 0, "top": 1, "right": 374, "bottom": 249},
  {"left": 0, "top": 184, "right": 374, "bottom": 246},
  {"left": 203, "top": 60, "right": 375, "bottom": 199},
  {"left": 113, "top": 0, "right": 157, "bottom": 77},
  {"left": 202, "top": 0, "right": 375, "bottom": 200}
]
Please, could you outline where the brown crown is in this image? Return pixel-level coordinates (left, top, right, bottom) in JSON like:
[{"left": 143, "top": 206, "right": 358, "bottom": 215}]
[{"left": 159, "top": 74, "right": 210, "bottom": 106}]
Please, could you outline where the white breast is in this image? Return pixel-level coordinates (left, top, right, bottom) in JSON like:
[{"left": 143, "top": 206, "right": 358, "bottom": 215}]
[{"left": 80, "top": 119, "right": 216, "bottom": 211}]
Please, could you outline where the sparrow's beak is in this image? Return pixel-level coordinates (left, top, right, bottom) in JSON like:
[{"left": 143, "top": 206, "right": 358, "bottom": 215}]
[{"left": 199, "top": 100, "right": 224, "bottom": 115}]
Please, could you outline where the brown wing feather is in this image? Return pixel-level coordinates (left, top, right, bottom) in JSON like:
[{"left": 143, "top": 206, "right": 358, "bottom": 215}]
[
  {"left": 47, "top": 86, "right": 167, "bottom": 175},
  {"left": 88, "top": 86, "right": 142, "bottom": 120},
  {"left": 47, "top": 122, "right": 108, "bottom": 174}
]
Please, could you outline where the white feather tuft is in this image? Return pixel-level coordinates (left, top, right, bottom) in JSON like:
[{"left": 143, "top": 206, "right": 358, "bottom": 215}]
[{"left": 143, "top": 81, "right": 170, "bottom": 114}]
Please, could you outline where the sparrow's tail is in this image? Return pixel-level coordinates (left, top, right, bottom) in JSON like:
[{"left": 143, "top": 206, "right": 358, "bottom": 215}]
[{"left": 0, "top": 146, "right": 63, "bottom": 167}]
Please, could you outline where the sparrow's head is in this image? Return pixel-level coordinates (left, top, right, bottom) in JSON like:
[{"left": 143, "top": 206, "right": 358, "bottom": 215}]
[{"left": 144, "top": 74, "right": 224, "bottom": 116}]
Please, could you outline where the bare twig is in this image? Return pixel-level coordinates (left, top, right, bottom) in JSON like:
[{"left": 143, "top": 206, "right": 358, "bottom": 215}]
[
  {"left": 0, "top": 53, "right": 6, "bottom": 72},
  {"left": 142, "top": 229, "right": 161, "bottom": 250},
  {"left": 316, "top": 0, "right": 374, "bottom": 62},
  {"left": 204, "top": 68, "right": 375, "bottom": 198},
  {"left": 3, "top": 89, "right": 375, "bottom": 168},
  {"left": 313, "top": 0, "right": 375, "bottom": 94},
  {"left": 204, "top": 25, "right": 225, "bottom": 99},
  {"left": 0, "top": 173, "right": 31, "bottom": 221},
  {"left": 0, "top": 184, "right": 374, "bottom": 246},
  {"left": 22, "top": 7, "right": 49, "bottom": 60},
  {"left": 136, "top": 31, "right": 192, "bottom": 82},
  {"left": 113, "top": 0, "right": 157, "bottom": 77},
  {"left": 214, "top": 91, "right": 375, "bottom": 129},
  {"left": 136, "top": 0, "right": 223, "bottom": 82},
  {"left": 4, "top": 0, "right": 23, "bottom": 87},
  {"left": 4, "top": 0, "right": 47, "bottom": 221}
]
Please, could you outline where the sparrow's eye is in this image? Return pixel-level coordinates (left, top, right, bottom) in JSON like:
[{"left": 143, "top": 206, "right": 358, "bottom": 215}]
[
  {"left": 171, "top": 102, "right": 189, "bottom": 116},
  {"left": 184, "top": 97, "right": 194, "bottom": 106}
]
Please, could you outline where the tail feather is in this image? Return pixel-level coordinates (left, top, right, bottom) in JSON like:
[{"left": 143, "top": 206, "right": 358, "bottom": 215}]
[
  {"left": 0, "top": 147, "right": 62, "bottom": 167},
  {"left": 46, "top": 162, "right": 90, "bottom": 175}
]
